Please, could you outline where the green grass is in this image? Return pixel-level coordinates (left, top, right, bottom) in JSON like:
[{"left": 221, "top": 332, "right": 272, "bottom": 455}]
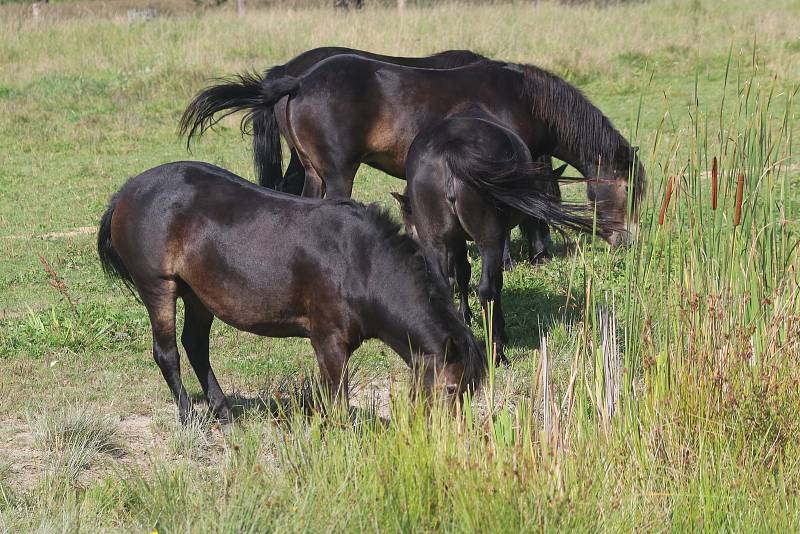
[
  {"left": 1, "top": 0, "right": 799, "bottom": 531},
  {"left": 28, "top": 405, "right": 122, "bottom": 484}
]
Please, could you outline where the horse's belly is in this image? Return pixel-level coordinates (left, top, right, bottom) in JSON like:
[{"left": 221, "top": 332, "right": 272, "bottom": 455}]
[
  {"left": 363, "top": 153, "right": 405, "bottom": 179},
  {"left": 205, "top": 302, "right": 311, "bottom": 339},
  {"left": 220, "top": 316, "right": 311, "bottom": 339},
  {"left": 180, "top": 271, "right": 312, "bottom": 339}
]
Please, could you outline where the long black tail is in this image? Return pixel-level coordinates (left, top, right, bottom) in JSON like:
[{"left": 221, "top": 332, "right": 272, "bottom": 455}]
[
  {"left": 250, "top": 65, "right": 288, "bottom": 188},
  {"left": 179, "top": 72, "right": 300, "bottom": 175},
  {"left": 250, "top": 108, "right": 282, "bottom": 188},
  {"left": 444, "top": 147, "right": 609, "bottom": 237},
  {"left": 97, "top": 192, "right": 135, "bottom": 294}
]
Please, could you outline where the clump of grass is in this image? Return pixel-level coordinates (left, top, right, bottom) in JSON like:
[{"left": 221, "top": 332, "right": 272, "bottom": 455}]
[
  {"left": 0, "top": 461, "right": 15, "bottom": 510},
  {"left": 28, "top": 405, "right": 122, "bottom": 485},
  {"left": 166, "top": 415, "right": 213, "bottom": 459},
  {"left": 0, "top": 302, "right": 150, "bottom": 359}
]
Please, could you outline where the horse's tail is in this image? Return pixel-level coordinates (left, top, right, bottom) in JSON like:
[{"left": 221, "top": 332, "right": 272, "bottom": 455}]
[
  {"left": 443, "top": 147, "right": 605, "bottom": 237},
  {"left": 250, "top": 65, "right": 288, "bottom": 188},
  {"left": 250, "top": 109, "right": 282, "bottom": 188},
  {"left": 179, "top": 71, "right": 300, "bottom": 157},
  {"left": 97, "top": 192, "right": 136, "bottom": 294}
]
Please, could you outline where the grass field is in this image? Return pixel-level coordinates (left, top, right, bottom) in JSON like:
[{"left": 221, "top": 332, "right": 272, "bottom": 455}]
[{"left": 1, "top": 0, "right": 799, "bottom": 530}]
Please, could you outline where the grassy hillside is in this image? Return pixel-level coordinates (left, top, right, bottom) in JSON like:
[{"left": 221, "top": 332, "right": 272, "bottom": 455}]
[{"left": 1, "top": 0, "right": 799, "bottom": 530}]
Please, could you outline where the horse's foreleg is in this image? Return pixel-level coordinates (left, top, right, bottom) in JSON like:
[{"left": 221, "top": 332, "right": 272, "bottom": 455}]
[
  {"left": 181, "top": 293, "right": 233, "bottom": 424},
  {"left": 452, "top": 240, "right": 472, "bottom": 327},
  {"left": 502, "top": 228, "right": 515, "bottom": 271},
  {"left": 311, "top": 335, "right": 351, "bottom": 409},
  {"left": 142, "top": 281, "right": 195, "bottom": 424},
  {"left": 520, "top": 218, "right": 552, "bottom": 264}
]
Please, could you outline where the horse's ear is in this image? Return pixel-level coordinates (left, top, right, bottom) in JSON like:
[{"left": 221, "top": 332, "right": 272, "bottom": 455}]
[
  {"left": 391, "top": 192, "right": 411, "bottom": 213},
  {"left": 553, "top": 163, "right": 568, "bottom": 177}
]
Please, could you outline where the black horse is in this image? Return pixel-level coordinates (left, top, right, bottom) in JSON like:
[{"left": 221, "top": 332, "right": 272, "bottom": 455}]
[
  {"left": 250, "top": 47, "right": 485, "bottom": 191},
  {"left": 392, "top": 115, "right": 607, "bottom": 362},
  {"left": 97, "top": 161, "right": 485, "bottom": 424},
  {"left": 181, "top": 54, "right": 645, "bottom": 246},
  {"left": 243, "top": 46, "right": 555, "bottom": 267}
]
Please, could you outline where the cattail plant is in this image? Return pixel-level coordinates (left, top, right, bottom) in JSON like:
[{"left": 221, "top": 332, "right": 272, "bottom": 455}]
[
  {"left": 734, "top": 172, "right": 745, "bottom": 226},
  {"left": 658, "top": 175, "right": 674, "bottom": 225},
  {"left": 711, "top": 156, "right": 719, "bottom": 210}
]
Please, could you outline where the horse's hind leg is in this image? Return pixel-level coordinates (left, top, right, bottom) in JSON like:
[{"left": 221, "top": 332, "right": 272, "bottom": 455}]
[
  {"left": 476, "top": 236, "right": 509, "bottom": 366},
  {"left": 142, "top": 280, "right": 195, "bottom": 424},
  {"left": 181, "top": 293, "right": 233, "bottom": 424},
  {"left": 301, "top": 170, "right": 325, "bottom": 198},
  {"left": 277, "top": 150, "right": 306, "bottom": 196}
]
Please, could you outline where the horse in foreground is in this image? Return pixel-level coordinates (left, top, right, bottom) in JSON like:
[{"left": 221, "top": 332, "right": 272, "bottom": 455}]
[
  {"left": 180, "top": 54, "right": 645, "bottom": 246},
  {"left": 97, "top": 161, "right": 485, "bottom": 424},
  {"left": 393, "top": 115, "right": 609, "bottom": 362}
]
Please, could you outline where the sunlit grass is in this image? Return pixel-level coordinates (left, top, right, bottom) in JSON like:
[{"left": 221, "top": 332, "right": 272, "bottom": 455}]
[{"left": 0, "top": 0, "right": 799, "bottom": 531}]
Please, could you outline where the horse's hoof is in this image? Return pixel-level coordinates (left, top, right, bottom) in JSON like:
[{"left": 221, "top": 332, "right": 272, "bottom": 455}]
[
  {"left": 218, "top": 420, "right": 235, "bottom": 435},
  {"left": 529, "top": 250, "right": 551, "bottom": 265},
  {"left": 178, "top": 409, "right": 199, "bottom": 426},
  {"left": 215, "top": 404, "right": 236, "bottom": 426},
  {"left": 495, "top": 353, "right": 511, "bottom": 367}
]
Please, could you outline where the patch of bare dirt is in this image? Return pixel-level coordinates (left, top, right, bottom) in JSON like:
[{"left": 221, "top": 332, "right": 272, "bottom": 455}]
[
  {"left": 1, "top": 226, "right": 95, "bottom": 241},
  {"left": 1, "top": 418, "right": 43, "bottom": 493},
  {"left": 350, "top": 378, "right": 393, "bottom": 421},
  {"left": 115, "top": 413, "right": 166, "bottom": 467}
]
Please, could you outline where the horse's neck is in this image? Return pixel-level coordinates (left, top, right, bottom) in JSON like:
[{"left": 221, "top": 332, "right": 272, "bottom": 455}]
[
  {"left": 372, "top": 289, "right": 450, "bottom": 362},
  {"left": 551, "top": 144, "right": 593, "bottom": 177},
  {"left": 524, "top": 70, "right": 627, "bottom": 177}
]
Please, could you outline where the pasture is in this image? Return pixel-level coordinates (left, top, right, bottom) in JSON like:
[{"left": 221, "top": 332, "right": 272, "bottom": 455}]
[{"left": 1, "top": 0, "right": 799, "bottom": 530}]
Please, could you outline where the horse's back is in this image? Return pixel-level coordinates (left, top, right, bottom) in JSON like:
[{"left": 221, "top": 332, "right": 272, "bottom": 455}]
[
  {"left": 109, "top": 162, "right": 377, "bottom": 337},
  {"left": 409, "top": 116, "right": 526, "bottom": 172}
]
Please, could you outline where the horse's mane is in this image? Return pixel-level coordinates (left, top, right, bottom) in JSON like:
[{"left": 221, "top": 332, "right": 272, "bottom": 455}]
[
  {"left": 332, "top": 199, "right": 486, "bottom": 390},
  {"left": 427, "top": 49, "right": 488, "bottom": 68},
  {"left": 519, "top": 63, "right": 629, "bottom": 170},
  {"left": 335, "top": 199, "right": 449, "bottom": 300}
]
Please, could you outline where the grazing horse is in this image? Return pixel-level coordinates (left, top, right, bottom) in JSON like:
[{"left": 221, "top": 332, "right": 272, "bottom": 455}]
[
  {"left": 228, "top": 46, "right": 554, "bottom": 267},
  {"left": 250, "top": 47, "right": 486, "bottom": 191},
  {"left": 180, "top": 54, "right": 645, "bottom": 245},
  {"left": 97, "top": 161, "right": 485, "bottom": 424},
  {"left": 392, "top": 116, "right": 608, "bottom": 362}
]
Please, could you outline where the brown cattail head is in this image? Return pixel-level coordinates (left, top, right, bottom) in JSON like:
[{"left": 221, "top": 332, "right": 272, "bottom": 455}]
[
  {"left": 659, "top": 175, "right": 674, "bottom": 226},
  {"left": 711, "top": 157, "right": 718, "bottom": 210},
  {"left": 734, "top": 173, "right": 745, "bottom": 226}
]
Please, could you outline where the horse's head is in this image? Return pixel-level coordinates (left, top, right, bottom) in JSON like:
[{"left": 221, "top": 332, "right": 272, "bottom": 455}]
[
  {"left": 586, "top": 145, "right": 645, "bottom": 246},
  {"left": 391, "top": 192, "right": 418, "bottom": 240},
  {"left": 411, "top": 332, "right": 486, "bottom": 405}
]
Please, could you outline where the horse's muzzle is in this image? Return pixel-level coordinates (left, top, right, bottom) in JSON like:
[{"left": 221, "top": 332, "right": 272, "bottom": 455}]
[{"left": 606, "top": 222, "right": 639, "bottom": 248}]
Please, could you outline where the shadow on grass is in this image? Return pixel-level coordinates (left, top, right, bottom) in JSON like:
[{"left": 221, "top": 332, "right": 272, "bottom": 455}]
[
  {"left": 467, "top": 235, "right": 582, "bottom": 356},
  {"left": 502, "top": 285, "right": 579, "bottom": 354},
  {"left": 187, "top": 386, "right": 390, "bottom": 428}
]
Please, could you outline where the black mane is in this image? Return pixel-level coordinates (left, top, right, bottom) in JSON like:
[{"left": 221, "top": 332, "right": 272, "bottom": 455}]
[
  {"left": 338, "top": 200, "right": 486, "bottom": 389},
  {"left": 426, "top": 49, "right": 487, "bottom": 68},
  {"left": 334, "top": 199, "right": 450, "bottom": 301},
  {"left": 519, "top": 63, "right": 629, "bottom": 169}
]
